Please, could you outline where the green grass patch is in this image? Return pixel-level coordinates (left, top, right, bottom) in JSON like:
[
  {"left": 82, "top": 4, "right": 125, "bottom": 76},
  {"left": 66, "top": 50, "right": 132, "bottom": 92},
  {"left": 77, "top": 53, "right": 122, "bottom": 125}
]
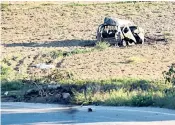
[
  {"left": 29, "top": 6, "right": 41, "bottom": 9},
  {"left": 66, "top": 2, "right": 88, "bottom": 7},
  {"left": 49, "top": 48, "right": 93, "bottom": 59},
  {"left": 95, "top": 41, "right": 110, "bottom": 51},
  {"left": 41, "top": 3, "right": 54, "bottom": 6},
  {"left": 1, "top": 3, "right": 9, "bottom": 10},
  {"left": 62, "top": 48, "right": 92, "bottom": 57},
  {"left": 49, "top": 50, "right": 64, "bottom": 59},
  {"left": 65, "top": 78, "right": 174, "bottom": 109},
  {"left": 0, "top": 64, "right": 13, "bottom": 80}
]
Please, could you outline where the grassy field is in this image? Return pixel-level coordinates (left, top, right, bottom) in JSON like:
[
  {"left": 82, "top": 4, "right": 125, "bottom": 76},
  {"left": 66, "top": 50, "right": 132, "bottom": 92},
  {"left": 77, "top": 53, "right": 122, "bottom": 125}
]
[{"left": 1, "top": 1, "right": 175, "bottom": 109}]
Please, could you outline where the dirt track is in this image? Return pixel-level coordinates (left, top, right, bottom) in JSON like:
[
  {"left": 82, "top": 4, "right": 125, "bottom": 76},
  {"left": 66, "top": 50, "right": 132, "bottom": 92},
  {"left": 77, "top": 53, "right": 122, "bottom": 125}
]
[{"left": 1, "top": 2, "right": 175, "bottom": 81}]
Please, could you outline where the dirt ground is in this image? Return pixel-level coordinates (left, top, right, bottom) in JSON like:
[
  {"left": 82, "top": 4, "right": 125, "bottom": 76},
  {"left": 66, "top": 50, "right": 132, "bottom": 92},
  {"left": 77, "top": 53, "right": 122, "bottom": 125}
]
[{"left": 1, "top": 1, "right": 175, "bottom": 81}]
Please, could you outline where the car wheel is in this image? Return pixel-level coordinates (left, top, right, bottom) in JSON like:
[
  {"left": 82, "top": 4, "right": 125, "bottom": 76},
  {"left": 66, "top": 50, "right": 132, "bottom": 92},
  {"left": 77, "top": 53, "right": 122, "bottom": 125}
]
[
  {"left": 128, "top": 40, "right": 135, "bottom": 46},
  {"left": 140, "top": 39, "right": 144, "bottom": 44},
  {"left": 122, "top": 40, "right": 127, "bottom": 47}
]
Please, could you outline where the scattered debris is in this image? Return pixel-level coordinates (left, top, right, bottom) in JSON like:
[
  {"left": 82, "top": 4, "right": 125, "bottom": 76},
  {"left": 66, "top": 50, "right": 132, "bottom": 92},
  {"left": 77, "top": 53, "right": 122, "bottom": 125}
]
[{"left": 32, "top": 63, "right": 55, "bottom": 69}]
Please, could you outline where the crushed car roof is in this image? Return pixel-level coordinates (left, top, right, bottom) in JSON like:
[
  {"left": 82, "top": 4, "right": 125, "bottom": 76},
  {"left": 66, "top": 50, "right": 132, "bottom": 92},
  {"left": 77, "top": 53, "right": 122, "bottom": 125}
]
[{"left": 104, "top": 17, "right": 134, "bottom": 26}]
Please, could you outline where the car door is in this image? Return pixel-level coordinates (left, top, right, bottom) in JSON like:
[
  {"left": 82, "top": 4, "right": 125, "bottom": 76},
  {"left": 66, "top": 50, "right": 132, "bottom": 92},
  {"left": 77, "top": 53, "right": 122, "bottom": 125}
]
[{"left": 122, "top": 26, "right": 137, "bottom": 43}]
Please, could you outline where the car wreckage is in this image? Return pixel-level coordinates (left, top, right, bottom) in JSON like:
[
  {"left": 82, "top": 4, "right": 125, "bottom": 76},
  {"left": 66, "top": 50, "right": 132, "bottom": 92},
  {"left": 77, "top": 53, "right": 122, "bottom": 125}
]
[{"left": 96, "top": 17, "right": 144, "bottom": 46}]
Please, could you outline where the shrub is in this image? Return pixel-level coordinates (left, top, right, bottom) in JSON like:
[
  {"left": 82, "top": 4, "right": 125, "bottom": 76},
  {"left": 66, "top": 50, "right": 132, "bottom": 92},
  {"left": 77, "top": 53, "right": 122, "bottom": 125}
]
[
  {"left": 1, "top": 3, "right": 9, "bottom": 10},
  {"left": 95, "top": 41, "right": 110, "bottom": 50},
  {"left": 41, "top": 3, "right": 54, "bottom": 6},
  {"left": 131, "top": 93, "right": 154, "bottom": 106},
  {"left": 1, "top": 65, "right": 10, "bottom": 75},
  {"left": 1, "top": 80, "right": 24, "bottom": 91},
  {"left": 163, "top": 64, "right": 175, "bottom": 86},
  {"left": 49, "top": 50, "right": 64, "bottom": 59},
  {"left": 0, "top": 65, "right": 12, "bottom": 80},
  {"left": 70, "top": 48, "right": 91, "bottom": 55},
  {"left": 66, "top": 2, "right": 87, "bottom": 7},
  {"left": 49, "top": 49, "right": 92, "bottom": 59},
  {"left": 154, "top": 94, "right": 175, "bottom": 109}
]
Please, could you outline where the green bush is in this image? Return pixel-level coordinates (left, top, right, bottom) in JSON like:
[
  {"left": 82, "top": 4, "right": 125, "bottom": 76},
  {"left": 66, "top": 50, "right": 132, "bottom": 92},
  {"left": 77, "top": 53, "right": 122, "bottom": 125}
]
[
  {"left": 131, "top": 93, "right": 154, "bottom": 106},
  {"left": 1, "top": 66, "right": 10, "bottom": 75},
  {"left": 49, "top": 50, "right": 64, "bottom": 59},
  {"left": 95, "top": 41, "right": 110, "bottom": 50},
  {"left": 49, "top": 49, "right": 92, "bottom": 59},
  {"left": 62, "top": 48, "right": 92, "bottom": 57},
  {"left": 1, "top": 81, "right": 24, "bottom": 91},
  {"left": 66, "top": 2, "right": 88, "bottom": 7},
  {"left": 71, "top": 48, "right": 91, "bottom": 55},
  {"left": 41, "top": 3, "right": 54, "bottom": 6},
  {"left": 154, "top": 94, "right": 175, "bottom": 109},
  {"left": 163, "top": 64, "right": 175, "bottom": 86},
  {"left": 1, "top": 3, "right": 9, "bottom": 10},
  {"left": 0, "top": 65, "right": 12, "bottom": 80}
]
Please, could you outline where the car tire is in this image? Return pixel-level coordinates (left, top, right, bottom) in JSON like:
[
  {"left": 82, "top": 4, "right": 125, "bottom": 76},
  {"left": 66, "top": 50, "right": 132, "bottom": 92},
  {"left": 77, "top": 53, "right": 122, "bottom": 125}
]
[
  {"left": 128, "top": 40, "right": 135, "bottom": 46},
  {"left": 121, "top": 40, "right": 127, "bottom": 47}
]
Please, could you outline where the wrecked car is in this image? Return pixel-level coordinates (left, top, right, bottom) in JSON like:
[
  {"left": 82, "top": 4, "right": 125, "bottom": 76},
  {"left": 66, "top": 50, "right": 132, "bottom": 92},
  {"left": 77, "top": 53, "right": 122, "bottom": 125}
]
[{"left": 96, "top": 17, "right": 144, "bottom": 46}]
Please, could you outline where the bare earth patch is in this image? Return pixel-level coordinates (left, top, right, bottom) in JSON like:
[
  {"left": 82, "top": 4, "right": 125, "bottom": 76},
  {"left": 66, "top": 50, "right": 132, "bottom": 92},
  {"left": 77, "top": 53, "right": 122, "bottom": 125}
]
[{"left": 59, "top": 44, "right": 175, "bottom": 80}]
